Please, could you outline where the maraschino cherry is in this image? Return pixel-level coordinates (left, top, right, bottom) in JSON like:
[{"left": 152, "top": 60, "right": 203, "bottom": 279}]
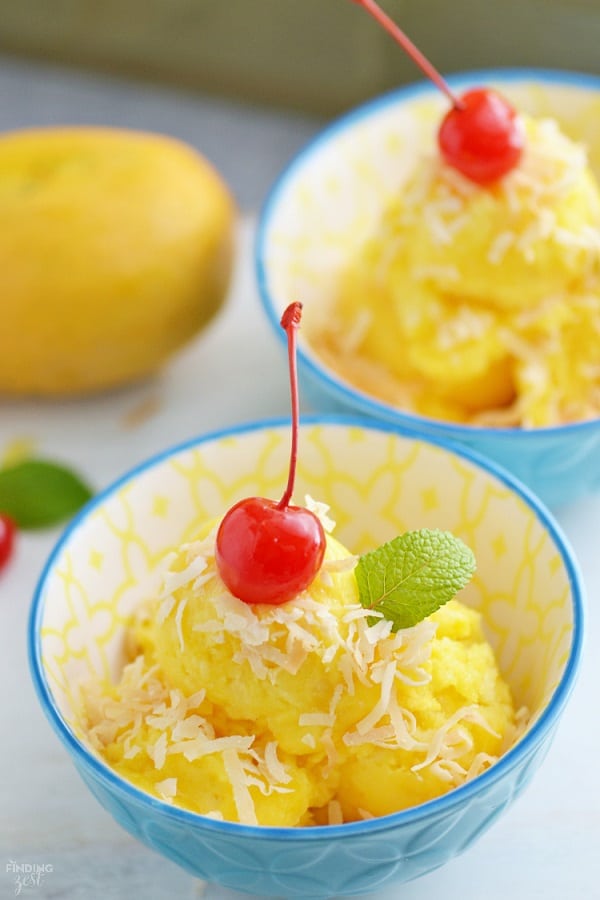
[
  {"left": 351, "top": 0, "right": 524, "bottom": 184},
  {"left": 215, "top": 303, "right": 326, "bottom": 605},
  {"left": 0, "top": 513, "right": 16, "bottom": 571},
  {"left": 438, "top": 88, "right": 524, "bottom": 184}
]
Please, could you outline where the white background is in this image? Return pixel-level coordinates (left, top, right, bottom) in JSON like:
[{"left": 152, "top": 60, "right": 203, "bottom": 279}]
[{"left": 1, "top": 56, "right": 599, "bottom": 900}]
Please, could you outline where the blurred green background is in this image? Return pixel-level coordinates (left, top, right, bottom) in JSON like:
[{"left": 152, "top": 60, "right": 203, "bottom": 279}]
[{"left": 1, "top": 0, "right": 600, "bottom": 115}]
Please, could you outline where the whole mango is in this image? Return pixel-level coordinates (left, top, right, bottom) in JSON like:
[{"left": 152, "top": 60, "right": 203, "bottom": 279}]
[{"left": 0, "top": 128, "right": 236, "bottom": 396}]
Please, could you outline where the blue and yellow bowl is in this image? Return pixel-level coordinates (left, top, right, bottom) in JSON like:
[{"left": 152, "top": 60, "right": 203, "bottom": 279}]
[
  {"left": 255, "top": 70, "right": 600, "bottom": 509},
  {"left": 29, "top": 418, "right": 583, "bottom": 898}
]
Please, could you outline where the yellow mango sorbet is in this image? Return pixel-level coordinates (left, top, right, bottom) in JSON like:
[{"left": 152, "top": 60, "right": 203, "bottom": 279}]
[
  {"left": 80, "top": 503, "right": 521, "bottom": 826},
  {"left": 313, "top": 115, "right": 600, "bottom": 427}
]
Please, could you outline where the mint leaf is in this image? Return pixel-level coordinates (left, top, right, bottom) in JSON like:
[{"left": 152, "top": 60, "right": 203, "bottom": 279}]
[
  {"left": 355, "top": 529, "right": 476, "bottom": 631},
  {"left": 0, "top": 459, "right": 94, "bottom": 529}
]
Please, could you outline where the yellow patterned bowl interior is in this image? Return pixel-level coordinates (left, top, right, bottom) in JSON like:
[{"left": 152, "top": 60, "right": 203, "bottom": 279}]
[{"left": 34, "top": 418, "right": 581, "bottom": 749}]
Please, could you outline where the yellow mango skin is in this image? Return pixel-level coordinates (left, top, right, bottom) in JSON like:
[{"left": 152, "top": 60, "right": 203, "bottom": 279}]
[{"left": 0, "top": 128, "right": 235, "bottom": 396}]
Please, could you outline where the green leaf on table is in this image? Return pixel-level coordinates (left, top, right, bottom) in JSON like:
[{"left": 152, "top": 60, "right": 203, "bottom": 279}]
[
  {"left": 355, "top": 529, "right": 476, "bottom": 631},
  {"left": 0, "top": 459, "right": 94, "bottom": 529}
]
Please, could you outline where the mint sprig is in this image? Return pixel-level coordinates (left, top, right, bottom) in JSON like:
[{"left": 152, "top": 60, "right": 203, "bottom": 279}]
[
  {"left": 355, "top": 529, "right": 476, "bottom": 631},
  {"left": 0, "top": 458, "right": 94, "bottom": 529}
]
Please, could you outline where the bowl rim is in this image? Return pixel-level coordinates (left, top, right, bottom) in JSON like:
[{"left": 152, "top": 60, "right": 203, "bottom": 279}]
[
  {"left": 29, "top": 413, "right": 585, "bottom": 840},
  {"left": 255, "top": 67, "right": 600, "bottom": 441}
]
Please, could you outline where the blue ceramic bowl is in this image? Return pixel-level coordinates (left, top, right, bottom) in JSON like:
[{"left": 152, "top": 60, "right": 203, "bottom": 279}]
[
  {"left": 29, "top": 418, "right": 584, "bottom": 898},
  {"left": 255, "top": 70, "right": 600, "bottom": 509}
]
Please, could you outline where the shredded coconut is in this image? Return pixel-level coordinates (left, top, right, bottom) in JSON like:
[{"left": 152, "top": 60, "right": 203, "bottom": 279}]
[
  {"left": 174, "top": 597, "right": 188, "bottom": 652},
  {"left": 304, "top": 495, "right": 336, "bottom": 533},
  {"left": 156, "top": 595, "right": 176, "bottom": 625},
  {"left": 162, "top": 555, "right": 207, "bottom": 597},
  {"left": 223, "top": 749, "right": 258, "bottom": 826},
  {"left": 327, "top": 800, "right": 344, "bottom": 825},
  {"left": 80, "top": 512, "right": 523, "bottom": 826},
  {"left": 155, "top": 777, "right": 177, "bottom": 800}
]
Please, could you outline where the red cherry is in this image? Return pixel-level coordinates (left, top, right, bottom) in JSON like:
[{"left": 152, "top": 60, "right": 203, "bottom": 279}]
[
  {"left": 350, "top": 3, "right": 524, "bottom": 185},
  {"left": 438, "top": 88, "right": 524, "bottom": 185},
  {"left": 0, "top": 513, "right": 16, "bottom": 571},
  {"left": 215, "top": 498, "right": 325, "bottom": 605},
  {"left": 215, "top": 302, "right": 327, "bottom": 605}
]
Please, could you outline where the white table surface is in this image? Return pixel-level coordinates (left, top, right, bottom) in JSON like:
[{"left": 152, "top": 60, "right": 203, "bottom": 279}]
[{"left": 1, "top": 56, "right": 599, "bottom": 900}]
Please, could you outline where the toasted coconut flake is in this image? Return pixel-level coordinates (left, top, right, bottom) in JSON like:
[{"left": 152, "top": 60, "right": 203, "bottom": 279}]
[
  {"left": 264, "top": 742, "right": 292, "bottom": 785},
  {"left": 222, "top": 749, "right": 258, "bottom": 826},
  {"left": 156, "top": 595, "right": 176, "bottom": 625},
  {"left": 304, "top": 495, "right": 336, "bottom": 533},
  {"left": 156, "top": 777, "right": 177, "bottom": 800},
  {"left": 327, "top": 800, "right": 344, "bottom": 825},
  {"left": 162, "top": 555, "right": 207, "bottom": 597},
  {"left": 174, "top": 598, "right": 188, "bottom": 652}
]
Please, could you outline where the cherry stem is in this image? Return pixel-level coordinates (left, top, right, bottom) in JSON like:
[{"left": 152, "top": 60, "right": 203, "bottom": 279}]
[
  {"left": 350, "top": 0, "right": 463, "bottom": 110},
  {"left": 278, "top": 302, "right": 303, "bottom": 510}
]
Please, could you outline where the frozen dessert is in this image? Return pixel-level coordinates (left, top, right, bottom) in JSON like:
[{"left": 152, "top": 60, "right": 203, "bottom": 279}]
[
  {"left": 81, "top": 503, "right": 519, "bottom": 826},
  {"left": 79, "top": 304, "right": 521, "bottom": 826},
  {"left": 312, "top": 113, "right": 600, "bottom": 427}
]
